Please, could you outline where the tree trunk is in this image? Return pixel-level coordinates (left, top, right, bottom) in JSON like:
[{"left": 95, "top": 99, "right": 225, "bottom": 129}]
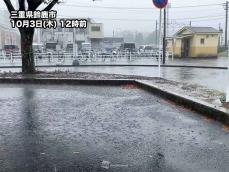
[{"left": 20, "top": 28, "right": 35, "bottom": 74}]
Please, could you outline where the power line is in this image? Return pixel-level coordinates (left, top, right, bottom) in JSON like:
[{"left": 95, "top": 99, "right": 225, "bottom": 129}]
[
  {"left": 172, "top": 14, "right": 224, "bottom": 21},
  {"left": 58, "top": 15, "right": 224, "bottom": 23},
  {"left": 0, "top": 3, "right": 223, "bottom": 13},
  {"left": 61, "top": 3, "right": 222, "bottom": 11},
  {"left": 0, "top": 1, "right": 223, "bottom": 11},
  {"left": 58, "top": 13, "right": 224, "bottom": 22},
  {"left": 171, "top": 3, "right": 222, "bottom": 9},
  {"left": 191, "top": 17, "right": 224, "bottom": 22}
]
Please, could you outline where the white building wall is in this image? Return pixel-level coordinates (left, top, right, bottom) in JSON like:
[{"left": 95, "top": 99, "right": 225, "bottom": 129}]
[
  {"left": 41, "top": 19, "right": 104, "bottom": 51},
  {"left": 0, "top": 10, "right": 20, "bottom": 50},
  {"left": 0, "top": 30, "right": 2, "bottom": 50},
  {"left": 89, "top": 23, "right": 104, "bottom": 39}
]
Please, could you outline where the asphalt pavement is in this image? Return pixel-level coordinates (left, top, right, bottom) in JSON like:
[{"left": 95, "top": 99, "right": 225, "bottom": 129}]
[{"left": 0, "top": 84, "right": 228, "bottom": 172}]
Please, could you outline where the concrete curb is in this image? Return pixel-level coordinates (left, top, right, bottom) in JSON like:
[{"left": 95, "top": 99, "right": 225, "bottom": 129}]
[
  {"left": 0, "top": 77, "right": 229, "bottom": 126},
  {"left": 0, "top": 77, "right": 135, "bottom": 86},
  {"left": 0, "top": 65, "right": 227, "bottom": 70},
  {"left": 135, "top": 80, "right": 229, "bottom": 126},
  {"left": 78, "top": 65, "right": 228, "bottom": 70}
]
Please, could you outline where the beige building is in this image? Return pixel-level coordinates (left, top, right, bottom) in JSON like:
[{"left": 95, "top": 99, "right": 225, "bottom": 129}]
[{"left": 168, "top": 27, "right": 220, "bottom": 58}]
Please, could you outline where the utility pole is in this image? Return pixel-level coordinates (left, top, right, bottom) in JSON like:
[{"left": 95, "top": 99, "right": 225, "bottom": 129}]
[
  {"left": 166, "top": 3, "right": 170, "bottom": 38},
  {"left": 224, "top": 1, "right": 229, "bottom": 48},
  {"left": 73, "top": 28, "right": 78, "bottom": 59},
  {"left": 156, "top": 20, "right": 158, "bottom": 45},
  {"left": 162, "top": 8, "right": 166, "bottom": 64},
  {"left": 219, "top": 23, "right": 221, "bottom": 48}
]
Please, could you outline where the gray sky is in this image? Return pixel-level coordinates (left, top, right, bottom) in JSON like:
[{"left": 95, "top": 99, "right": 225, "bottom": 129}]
[{"left": 0, "top": 0, "right": 226, "bottom": 36}]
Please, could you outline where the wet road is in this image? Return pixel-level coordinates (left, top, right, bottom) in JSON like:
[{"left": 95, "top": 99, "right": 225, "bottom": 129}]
[
  {"left": 0, "top": 57, "right": 228, "bottom": 92},
  {"left": 0, "top": 84, "right": 229, "bottom": 172}
]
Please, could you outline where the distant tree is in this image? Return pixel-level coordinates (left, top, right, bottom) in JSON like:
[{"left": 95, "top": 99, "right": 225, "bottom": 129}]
[
  {"left": 3, "top": 0, "right": 61, "bottom": 73},
  {"left": 120, "top": 30, "right": 157, "bottom": 45},
  {"left": 135, "top": 32, "right": 144, "bottom": 46},
  {"left": 120, "top": 31, "right": 135, "bottom": 43},
  {"left": 145, "top": 31, "right": 157, "bottom": 45}
]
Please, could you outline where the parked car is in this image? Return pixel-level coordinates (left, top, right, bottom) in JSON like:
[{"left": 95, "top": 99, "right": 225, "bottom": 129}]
[{"left": 120, "top": 43, "right": 136, "bottom": 53}]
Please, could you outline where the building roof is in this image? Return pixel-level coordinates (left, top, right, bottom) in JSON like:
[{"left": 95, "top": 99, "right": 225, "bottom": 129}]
[
  {"left": 175, "top": 26, "right": 220, "bottom": 37},
  {"left": 186, "top": 27, "right": 220, "bottom": 33}
]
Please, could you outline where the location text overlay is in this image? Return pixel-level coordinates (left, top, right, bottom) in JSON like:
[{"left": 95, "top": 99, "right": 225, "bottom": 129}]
[{"left": 10, "top": 11, "right": 87, "bottom": 29}]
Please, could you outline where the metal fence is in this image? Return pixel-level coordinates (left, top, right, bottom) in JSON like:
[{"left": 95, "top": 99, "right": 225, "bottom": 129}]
[{"left": 0, "top": 50, "right": 174, "bottom": 65}]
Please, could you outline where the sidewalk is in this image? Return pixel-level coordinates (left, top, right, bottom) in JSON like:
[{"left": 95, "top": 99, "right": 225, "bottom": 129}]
[{"left": 0, "top": 71, "right": 225, "bottom": 107}]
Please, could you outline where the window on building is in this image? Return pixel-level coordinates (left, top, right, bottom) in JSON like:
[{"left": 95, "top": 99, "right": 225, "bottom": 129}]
[
  {"left": 200, "top": 38, "right": 205, "bottom": 44},
  {"left": 91, "top": 26, "right": 101, "bottom": 32}
]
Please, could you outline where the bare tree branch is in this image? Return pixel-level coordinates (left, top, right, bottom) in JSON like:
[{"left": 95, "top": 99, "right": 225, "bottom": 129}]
[
  {"left": 18, "top": 0, "right": 25, "bottom": 10},
  {"left": 3, "top": 0, "right": 15, "bottom": 12},
  {"left": 27, "top": 0, "right": 43, "bottom": 10},
  {"left": 43, "top": 0, "right": 59, "bottom": 11},
  {"left": 34, "top": 0, "right": 43, "bottom": 9}
]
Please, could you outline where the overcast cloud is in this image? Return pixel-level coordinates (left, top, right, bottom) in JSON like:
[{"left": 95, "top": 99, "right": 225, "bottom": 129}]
[{"left": 0, "top": 0, "right": 226, "bottom": 36}]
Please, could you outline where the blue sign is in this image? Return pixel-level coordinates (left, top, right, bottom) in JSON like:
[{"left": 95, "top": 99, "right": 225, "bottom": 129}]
[{"left": 153, "top": 0, "right": 168, "bottom": 9}]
